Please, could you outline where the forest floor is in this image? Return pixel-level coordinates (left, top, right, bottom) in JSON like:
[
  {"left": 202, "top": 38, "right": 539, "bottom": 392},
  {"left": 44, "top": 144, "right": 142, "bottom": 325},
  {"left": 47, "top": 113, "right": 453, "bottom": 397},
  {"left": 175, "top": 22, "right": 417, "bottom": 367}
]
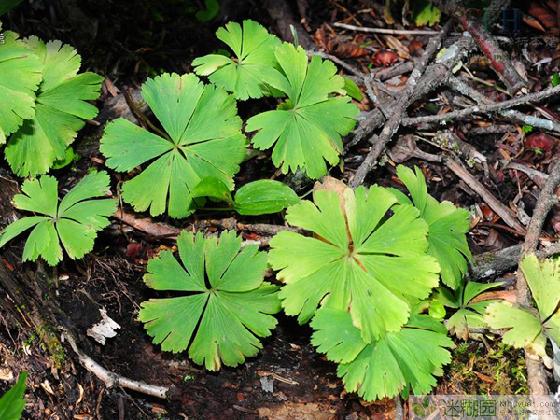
[{"left": 1, "top": 0, "right": 560, "bottom": 418}]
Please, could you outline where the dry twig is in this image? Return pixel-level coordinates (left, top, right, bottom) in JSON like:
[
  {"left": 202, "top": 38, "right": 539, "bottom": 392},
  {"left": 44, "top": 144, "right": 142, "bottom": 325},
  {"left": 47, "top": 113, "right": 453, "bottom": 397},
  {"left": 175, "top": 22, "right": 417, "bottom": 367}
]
[
  {"left": 333, "top": 22, "right": 440, "bottom": 36},
  {"left": 445, "top": 157, "right": 525, "bottom": 232},
  {"left": 63, "top": 329, "right": 169, "bottom": 399},
  {"left": 448, "top": 76, "right": 560, "bottom": 133}
]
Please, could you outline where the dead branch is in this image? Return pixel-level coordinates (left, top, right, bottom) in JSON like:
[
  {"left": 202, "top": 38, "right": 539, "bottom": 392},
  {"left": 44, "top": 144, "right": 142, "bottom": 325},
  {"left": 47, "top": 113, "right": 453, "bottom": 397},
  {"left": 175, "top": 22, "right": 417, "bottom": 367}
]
[
  {"left": 113, "top": 210, "right": 298, "bottom": 244},
  {"left": 349, "top": 33, "right": 474, "bottom": 152},
  {"left": 445, "top": 157, "right": 525, "bottom": 232},
  {"left": 349, "top": 21, "right": 452, "bottom": 187},
  {"left": 402, "top": 84, "right": 560, "bottom": 127},
  {"left": 63, "top": 329, "right": 169, "bottom": 399},
  {"left": 115, "top": 210, "right": 180, "bottom": 237}
]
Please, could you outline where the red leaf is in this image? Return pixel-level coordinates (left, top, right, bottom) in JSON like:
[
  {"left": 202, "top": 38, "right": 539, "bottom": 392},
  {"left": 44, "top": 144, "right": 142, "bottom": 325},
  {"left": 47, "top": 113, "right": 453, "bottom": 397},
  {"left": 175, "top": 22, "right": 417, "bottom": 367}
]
[
  {"left": 126, "top": 242, "right": 144, "bottom": 258},
  {"left": 525, "top": 133, "right": 556, "bottom": 152},
  {"left": 372, "top": 50, "right": 399, "bottom": 67},
  {"left": 408, "top": 39, "right": 424, "bottom": 56}
]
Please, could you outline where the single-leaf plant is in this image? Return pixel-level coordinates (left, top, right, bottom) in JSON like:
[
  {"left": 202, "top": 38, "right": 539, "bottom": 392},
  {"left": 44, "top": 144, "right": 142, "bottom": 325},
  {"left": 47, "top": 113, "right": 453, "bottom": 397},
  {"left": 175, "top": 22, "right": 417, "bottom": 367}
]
[
  {"left": 0, "top": 171, "right": 116, "bottom": 265},
  {"left": 191, "top": 177, "right": 300, "bottom": 216},
  {"left": 100, "top": 73, "right": 246, "bottom": 218},
  {"left": 139, "top": 230, "right": 280, "bottom": 370}
]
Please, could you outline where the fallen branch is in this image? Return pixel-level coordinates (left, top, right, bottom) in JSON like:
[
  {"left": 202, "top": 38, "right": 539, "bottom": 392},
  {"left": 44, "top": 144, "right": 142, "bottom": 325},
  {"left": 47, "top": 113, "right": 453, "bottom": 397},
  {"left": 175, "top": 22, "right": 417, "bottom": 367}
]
[
  {"left": 515, "top": 162, "right": 560, "bottom": 396},
  {"left": 113, "top": 210, "right": 298, "bottom": 244},
  {"left": 445, "top": 157, "right": 525, "bottom": 232},
  {"left": 349, "top": 21, "right": 452, "bottom": 187},
  {"left": 116, "top": 209, "right": 180, "bottom": 238},
  {"left": 349, "top": 33, "right": 474, "bottom": 152},
  {"left": 63, "top": 328, "right": 169, "bottom": 399},
  {"left": 402, "top": 84, "right": 560, "bottom": 127}
]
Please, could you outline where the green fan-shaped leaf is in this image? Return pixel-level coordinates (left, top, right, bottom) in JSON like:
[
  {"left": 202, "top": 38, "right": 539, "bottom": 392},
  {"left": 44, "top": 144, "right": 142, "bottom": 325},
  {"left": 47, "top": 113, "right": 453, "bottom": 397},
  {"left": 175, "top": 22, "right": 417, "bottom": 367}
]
[
  {"left": 246, "top": 43, "right": 359, "bottom": 179},
  {"left": 5, "top": 37, "right": 103, "bottom": 176},
  {"left": 100, "top": 73, "right": 246, "bottom": 218},
  {"left": 269, "top": 182, "right": 440, "bottom": 342},
  {"left": 0, "top": 371, "right": 27, "bottom": 420},
  {"left": 193, "top": 20, "right": 281, "bottom": 100},
  {"left": 0, "top": 31, "right": 42, "bottom": 143},
  {"left": 312, "top": 308, "right": 452, "bottom": 400},
  {"left": 0, "top": 171, "right": 116, "bottom": 265},
  {"left": 396, "top": 165, "right": 471, "bottom": 289},
  {"left": 138, "top": 230, "right": 280, "bottom": 370}
]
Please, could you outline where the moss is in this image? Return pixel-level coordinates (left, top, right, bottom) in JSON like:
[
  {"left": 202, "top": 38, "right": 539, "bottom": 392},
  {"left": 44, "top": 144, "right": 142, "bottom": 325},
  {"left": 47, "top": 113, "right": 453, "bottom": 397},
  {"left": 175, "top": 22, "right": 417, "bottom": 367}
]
[
  {"left": 35, "top": 324, "right": 65, "bottom": 369},
  {"left": 444, "top": 341, "right": 528, "bottom": 395}
]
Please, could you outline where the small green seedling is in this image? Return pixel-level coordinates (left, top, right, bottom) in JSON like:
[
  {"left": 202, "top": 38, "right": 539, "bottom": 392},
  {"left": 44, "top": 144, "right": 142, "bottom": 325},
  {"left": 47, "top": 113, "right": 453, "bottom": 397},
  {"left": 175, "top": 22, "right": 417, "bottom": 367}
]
[{"left": 437, "top": 280, "right": 504, "bottom": 340}]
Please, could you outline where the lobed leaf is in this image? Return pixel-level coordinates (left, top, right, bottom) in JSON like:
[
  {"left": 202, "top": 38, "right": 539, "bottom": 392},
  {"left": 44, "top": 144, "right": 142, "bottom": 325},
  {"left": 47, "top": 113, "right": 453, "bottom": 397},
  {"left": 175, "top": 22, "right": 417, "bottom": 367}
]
[
  {"left": 193, "top": 20, "right": 281, "bottom": 100},
  {"left": 0, "top": 31, "right": 42, "bottom": 144},
  {"left": 269, "top": 183, "right": 440, "bottom": 342},
  {"left": 139, "top": 231, "right": 280, "bottom": 370},
  {"left": 5, "top": 37, "right": 103, "bottom": 176},
  {"left": 396, "top": 165, "right": 471, "bottom": 289},
  {"left": 100, "top": 73, "right": 246, "bottom": 218},
  {"left": 312, "top": 309, "right": 452, "bottom": 400},
  {"left": 0, "top": 171, "right": 116, "bottom": 265},
  {"left": 246, "top": 43, "right": 359, "bottom": 179}
]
